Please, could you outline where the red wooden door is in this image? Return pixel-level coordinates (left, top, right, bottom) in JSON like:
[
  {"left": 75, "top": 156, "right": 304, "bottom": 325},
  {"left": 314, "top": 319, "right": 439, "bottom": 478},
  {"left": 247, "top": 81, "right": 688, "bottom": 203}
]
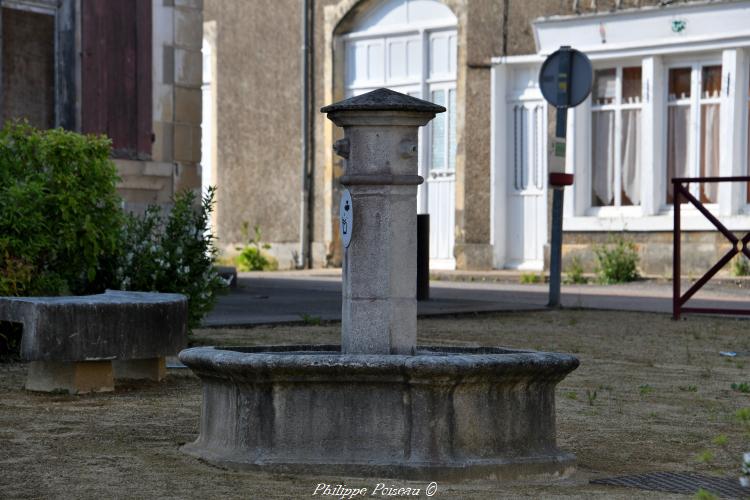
[{"left": 81, "top": 0, "right": 152, "bottom": 159}]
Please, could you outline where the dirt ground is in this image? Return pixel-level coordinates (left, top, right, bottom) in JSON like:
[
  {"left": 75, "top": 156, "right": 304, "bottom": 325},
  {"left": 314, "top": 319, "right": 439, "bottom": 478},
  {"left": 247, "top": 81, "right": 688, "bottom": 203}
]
[{"left": 2, "top": 310, "right": 750, "bottom": 499}]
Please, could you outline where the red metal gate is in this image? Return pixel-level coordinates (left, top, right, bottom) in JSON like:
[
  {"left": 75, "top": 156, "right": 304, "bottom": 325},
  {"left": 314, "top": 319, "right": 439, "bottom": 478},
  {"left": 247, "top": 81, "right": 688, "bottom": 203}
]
[{"left": 673, "top": 176, "right": 750, "bottom": 320}]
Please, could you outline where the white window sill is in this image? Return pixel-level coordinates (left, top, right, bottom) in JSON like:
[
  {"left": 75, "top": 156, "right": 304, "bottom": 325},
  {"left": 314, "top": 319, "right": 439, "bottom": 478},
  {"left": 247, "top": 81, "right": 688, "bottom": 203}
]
[
  {"left": 564, "top": 211, "right": 750, "bottom": 232},
  {"left": 504, "top": 260, "right": 544, "bottom": 271},
  {"left": 430, "top": 258, "right": 456, "bottom": 270},
  {"left": 586, "top": 206, "right": 643, "bottom": 218}
]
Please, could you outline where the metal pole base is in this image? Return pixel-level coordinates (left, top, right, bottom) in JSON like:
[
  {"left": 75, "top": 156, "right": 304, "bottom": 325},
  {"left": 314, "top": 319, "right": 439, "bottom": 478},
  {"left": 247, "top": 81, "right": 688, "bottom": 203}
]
[{"left": 548, "top": 187, "right": 564, "bottom": 308}]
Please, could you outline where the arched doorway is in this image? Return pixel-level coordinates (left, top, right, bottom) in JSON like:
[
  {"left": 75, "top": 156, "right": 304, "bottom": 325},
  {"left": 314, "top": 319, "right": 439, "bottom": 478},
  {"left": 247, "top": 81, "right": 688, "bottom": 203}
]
[{"left": 338, "top": 0, "right": 458, "bottom": 269}]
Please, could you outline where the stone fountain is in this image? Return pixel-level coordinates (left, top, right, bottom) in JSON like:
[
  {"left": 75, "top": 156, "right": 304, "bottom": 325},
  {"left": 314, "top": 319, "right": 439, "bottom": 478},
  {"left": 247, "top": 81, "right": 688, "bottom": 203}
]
[{"left": 179, "top": 88, "right": 579, "bottom": 480}]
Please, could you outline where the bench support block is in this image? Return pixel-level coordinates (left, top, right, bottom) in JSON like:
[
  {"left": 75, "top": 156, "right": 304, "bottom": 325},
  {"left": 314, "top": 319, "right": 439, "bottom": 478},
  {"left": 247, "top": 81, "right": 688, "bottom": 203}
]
[
  {"left": 112, "top": 357, "right": 166, "bottom": 381},
  {"left": 26, "top": 360, "right": 114, "bottom": 394}
]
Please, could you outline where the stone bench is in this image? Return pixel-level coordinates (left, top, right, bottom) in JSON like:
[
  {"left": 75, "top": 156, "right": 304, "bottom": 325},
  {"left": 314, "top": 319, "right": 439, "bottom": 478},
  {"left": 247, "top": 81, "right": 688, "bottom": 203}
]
[{"left": 0, "top": 290, "right": 188, "bottom": 394}]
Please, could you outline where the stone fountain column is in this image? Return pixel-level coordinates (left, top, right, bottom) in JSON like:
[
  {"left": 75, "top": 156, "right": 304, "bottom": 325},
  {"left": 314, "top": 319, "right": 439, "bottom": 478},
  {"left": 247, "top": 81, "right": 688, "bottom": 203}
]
[{"left": 322, "top": 88, "right": 444, "bottom": 355}]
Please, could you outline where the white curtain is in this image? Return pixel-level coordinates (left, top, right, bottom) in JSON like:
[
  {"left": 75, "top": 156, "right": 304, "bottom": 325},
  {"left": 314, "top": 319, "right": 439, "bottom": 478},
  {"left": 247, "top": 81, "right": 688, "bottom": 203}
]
[
  {"left": 592, "top": 111, "right": 615, "bottom": 206},
  {"left": 667, "top": 106, "right": 690, "bottom": 202},
  {"left": 431, "top": 89, "right": 446, "bottom": 171},
  {"left": 621, "top": 109, "right": 641, "bottom": 205},
  {"left": 701, "top": 104, "right": 720, "bottom": 202}
]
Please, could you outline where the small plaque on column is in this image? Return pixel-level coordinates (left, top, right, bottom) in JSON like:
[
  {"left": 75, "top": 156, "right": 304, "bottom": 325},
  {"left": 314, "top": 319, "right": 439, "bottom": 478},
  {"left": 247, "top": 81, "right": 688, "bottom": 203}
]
[{"left": 340, "top": 189, "right": 353, "bottom": 248}]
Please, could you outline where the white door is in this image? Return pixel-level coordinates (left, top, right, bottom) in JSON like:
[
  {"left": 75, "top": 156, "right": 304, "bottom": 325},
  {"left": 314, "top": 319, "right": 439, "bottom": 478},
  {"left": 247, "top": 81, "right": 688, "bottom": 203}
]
[
  {"left": 423, "top": 31, "right": 457, "bottom": 269},
  {"left": 341, "top": 0, "right": 457, "bottom": 269},
  {"left": 507, "top": 101, "right": 547, "bottom": 270}
]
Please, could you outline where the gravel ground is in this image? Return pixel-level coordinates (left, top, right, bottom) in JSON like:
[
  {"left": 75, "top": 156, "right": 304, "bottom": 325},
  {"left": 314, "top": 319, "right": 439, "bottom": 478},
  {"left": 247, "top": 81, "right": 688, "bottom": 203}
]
[{"left": 2, "top": 309, "right": 750, "bottom": 499}]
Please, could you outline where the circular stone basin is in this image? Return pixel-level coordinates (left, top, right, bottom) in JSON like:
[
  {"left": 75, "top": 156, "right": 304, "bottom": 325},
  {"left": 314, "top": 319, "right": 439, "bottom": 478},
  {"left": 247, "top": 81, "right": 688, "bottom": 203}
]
[{"left": 179, "top": 345, "right": 579, "bottom": 480}]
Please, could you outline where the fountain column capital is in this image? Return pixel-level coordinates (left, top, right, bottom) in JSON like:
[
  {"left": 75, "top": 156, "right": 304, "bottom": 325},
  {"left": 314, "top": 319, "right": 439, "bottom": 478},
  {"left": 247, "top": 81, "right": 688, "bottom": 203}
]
[
  {"left": 322, "top": 87, "right": 444, "bottom": 123},
  {"left": 322, "top": 88, "right": 444, "bottom": 355}
]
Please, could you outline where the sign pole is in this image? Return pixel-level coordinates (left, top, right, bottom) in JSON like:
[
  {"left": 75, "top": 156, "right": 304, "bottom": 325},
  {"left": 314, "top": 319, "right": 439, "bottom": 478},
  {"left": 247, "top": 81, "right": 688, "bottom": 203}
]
[
  {"left": 548, "top": 48, "right": 571, "bottom": 308},
  {"left": 538, "top": 46, "right": 592, "bottom": 309}
]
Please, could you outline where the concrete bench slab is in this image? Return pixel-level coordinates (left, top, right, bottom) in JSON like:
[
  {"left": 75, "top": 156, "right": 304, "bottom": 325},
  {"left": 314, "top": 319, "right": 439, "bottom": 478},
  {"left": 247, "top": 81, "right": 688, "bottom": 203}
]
[{"left": 0, "top": 290, "right": 187, "bottom": 394}]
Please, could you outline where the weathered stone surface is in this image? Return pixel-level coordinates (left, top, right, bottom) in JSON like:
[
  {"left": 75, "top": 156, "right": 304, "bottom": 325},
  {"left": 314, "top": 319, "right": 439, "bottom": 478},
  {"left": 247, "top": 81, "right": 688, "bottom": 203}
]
[
  {"left": 174, "top": 7, "right": 203, "bottom": 49},
  {"left": 325, "top": 88, "right": 440, "bottom": 355},
  {"left": 174, "top": 48, "right": 202, "bottom": 86},
  {"left": 321, "top": 88, "right": 445, "bottom": 114},
  {"left": 204, "top": 0, "right": 303, "bottom": 248},
  {"left": 174, "top": 87, "right": 201, "bottom": 124},
  {"left": 112, "top": 357, "right": 167, "bottom": 381},
  {"left": 173, "top": 123, "right": 196, "bottom": 162},
  {"left": 181, "top": 85, "right": 579, "bottom": 482},
  {"left": 0, "top": 290, "right": 187, "bottom": 363},
  {"left": 179, "top": 345, "right": 579, "bottom": 480},
  {"left": 26, "top": 360, "right": 114, "bottom": 394}
]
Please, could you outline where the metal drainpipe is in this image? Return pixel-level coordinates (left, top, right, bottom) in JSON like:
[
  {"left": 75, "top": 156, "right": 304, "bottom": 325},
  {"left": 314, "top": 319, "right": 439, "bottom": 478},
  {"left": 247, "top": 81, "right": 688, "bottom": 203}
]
[{"left": 298, "top": 0, "right": 311, "bottom": 269}]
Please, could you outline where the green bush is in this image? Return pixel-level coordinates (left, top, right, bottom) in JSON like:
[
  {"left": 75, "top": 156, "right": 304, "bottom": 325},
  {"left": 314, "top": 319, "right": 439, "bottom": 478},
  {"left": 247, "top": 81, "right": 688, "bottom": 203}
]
[
  {"left": 236, "top": 223, "right": 278, "bottom": 271},
  {"left": 0, "top": 122, "right": 226, "bottom": 345},
  {"left": 238, "top": 246, "right": 271, "bottom": 271},
  {"left": 0, "top": 122, "right": 122, "bottom": 296},
  {"left": 594, "top": 236, "right": 640, "bottom": 284},
  {"left": 732, "top": 254, "right": 750, "bottom": 277},
  {"left": 519, "top": 272, "right": 542, "bottom": 284},
  {"left": 113, "top": 187, "right": 226, "bottom": 331}
]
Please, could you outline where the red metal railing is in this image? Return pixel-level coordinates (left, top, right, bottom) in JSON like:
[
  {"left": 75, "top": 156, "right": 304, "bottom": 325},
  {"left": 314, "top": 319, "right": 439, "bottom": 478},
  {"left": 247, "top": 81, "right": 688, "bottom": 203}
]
[{"left": 673, "top": 176, "right": 750, "bottom": 320}]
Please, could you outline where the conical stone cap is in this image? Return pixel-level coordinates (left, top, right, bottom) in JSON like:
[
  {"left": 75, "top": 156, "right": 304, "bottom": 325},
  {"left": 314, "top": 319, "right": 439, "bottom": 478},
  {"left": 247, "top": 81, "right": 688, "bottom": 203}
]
[{"left": 321, "top": 88, "right": 446, "bottom": 114}]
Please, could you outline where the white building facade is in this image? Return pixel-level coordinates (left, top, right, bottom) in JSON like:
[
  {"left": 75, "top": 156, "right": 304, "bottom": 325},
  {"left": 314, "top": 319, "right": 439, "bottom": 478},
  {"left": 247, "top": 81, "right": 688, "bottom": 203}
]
[{"left": 491, "top": 1, "right": 750, "bottom": 273}]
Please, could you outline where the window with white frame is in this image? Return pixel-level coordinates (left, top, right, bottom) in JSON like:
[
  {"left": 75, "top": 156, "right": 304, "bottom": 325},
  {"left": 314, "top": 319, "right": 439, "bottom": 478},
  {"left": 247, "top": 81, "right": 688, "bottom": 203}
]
[
  {"left": 590, "top": 66, "right": 642, "bottom": 208},
  {"left": 666, "top": 63, "right": 722, "bottom": 204},
  {"left": 512, "top": 103, "right": 544, "bottom": 192},
  {"left": 429, "top": 87, "right": 456, "bottom": 173}
]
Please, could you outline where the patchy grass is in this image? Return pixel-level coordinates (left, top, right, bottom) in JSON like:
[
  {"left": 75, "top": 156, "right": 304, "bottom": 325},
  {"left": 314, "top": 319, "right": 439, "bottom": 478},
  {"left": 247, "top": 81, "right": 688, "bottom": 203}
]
[{"left": 1, "top": 310, "right": 749, "bottom": 498}]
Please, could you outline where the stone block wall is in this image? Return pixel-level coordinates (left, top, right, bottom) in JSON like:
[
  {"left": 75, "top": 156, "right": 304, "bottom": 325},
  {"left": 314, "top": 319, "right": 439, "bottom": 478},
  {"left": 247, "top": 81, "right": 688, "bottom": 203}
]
[
  {"left": 559, "top": 231, "right": 738, "bottom": 277},
  {"left": 116, "top": 0, "right": 203, "bottom": 214}
]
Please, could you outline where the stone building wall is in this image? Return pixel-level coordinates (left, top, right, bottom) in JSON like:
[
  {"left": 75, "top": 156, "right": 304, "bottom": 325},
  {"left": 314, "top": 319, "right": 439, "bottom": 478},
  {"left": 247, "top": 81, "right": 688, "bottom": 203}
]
[
  {"left": 204, "top": 0, "right": 308, "bottom": 269},
  {"left": 561, "top": 231, "right": 736, "bottom": 278},
  {"left": 0, "top": 0, "right": 204, "bottom": 215},
  {"left": 116, "top": 0, "right": 204, "bottom": 214},
  {"left": 205, "top": 0, "right": 736, "bottom": 273}
]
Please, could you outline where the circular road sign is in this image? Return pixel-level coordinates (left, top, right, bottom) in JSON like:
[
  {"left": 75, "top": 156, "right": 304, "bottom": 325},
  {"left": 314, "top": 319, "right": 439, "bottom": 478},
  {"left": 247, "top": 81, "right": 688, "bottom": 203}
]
[{"left": 539, "top": 47, "right": 593, "bottom": 108}]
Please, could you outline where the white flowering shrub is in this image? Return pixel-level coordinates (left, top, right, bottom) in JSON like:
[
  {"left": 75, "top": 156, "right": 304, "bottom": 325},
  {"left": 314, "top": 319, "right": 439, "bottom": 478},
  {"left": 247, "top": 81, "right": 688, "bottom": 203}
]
[
  {"left": 740, "top": 451, "right": 750, "bottom": 487},
  {"left": 114, "top": 187, "right": 226, "bottom": 331}
]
